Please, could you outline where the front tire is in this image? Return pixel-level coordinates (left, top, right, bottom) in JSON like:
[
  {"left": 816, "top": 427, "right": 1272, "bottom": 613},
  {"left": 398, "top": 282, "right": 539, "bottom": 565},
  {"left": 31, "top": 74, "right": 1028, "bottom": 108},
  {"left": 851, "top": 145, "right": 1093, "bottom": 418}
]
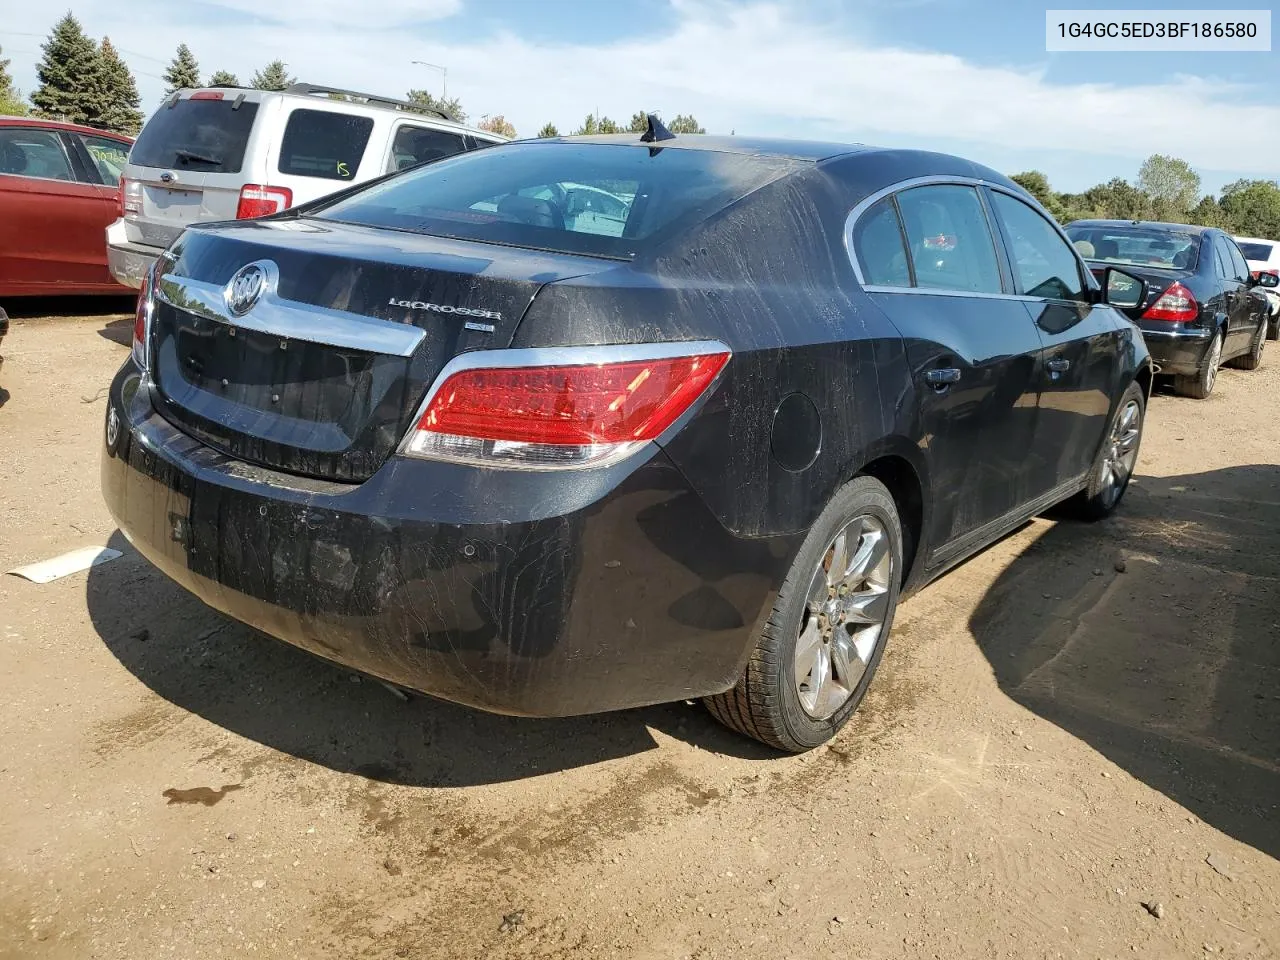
[
  {"left": 704, "top": 476, "right": 903, "bottom": 753},
  {"left": 1070, "top": 381, "right": 1144, "bottom": 521},
  {"left": 1174, "top": 331, "right": 1221, "bottom": 399}
]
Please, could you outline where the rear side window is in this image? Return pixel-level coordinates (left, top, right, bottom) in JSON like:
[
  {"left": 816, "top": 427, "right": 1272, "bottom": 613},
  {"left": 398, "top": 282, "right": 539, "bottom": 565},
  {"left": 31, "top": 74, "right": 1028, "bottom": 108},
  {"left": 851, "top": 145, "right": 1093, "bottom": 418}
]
[
  {"left": 1226, "top": 239, "right": 1251, "bottom": 282},
  {"left": 278, "top": 109, "right": 373, "bottom": 181},
  {"left": 896, "top": 185, "right": 1002, "bottom": 294},
  {"left": 1236, "top": 241, "right": 1274, "bottom": 262},
  {"left": 388, "top": 125, "right": 467, "bottom": 173},
  {"left": 130, "top": 98, "right": 259, "bottom": 173},
  {"left": 852, "top": 198, "right": 910, "bottom": 287},
  {"left": 990, "top": 191, "right": 1083, "bottom": 301},
  {"left": 0, "top": 128, "right": 74, "bottom": 181},
  {"left": 315, "top": 141, "right": 798, "bottom": 260}
]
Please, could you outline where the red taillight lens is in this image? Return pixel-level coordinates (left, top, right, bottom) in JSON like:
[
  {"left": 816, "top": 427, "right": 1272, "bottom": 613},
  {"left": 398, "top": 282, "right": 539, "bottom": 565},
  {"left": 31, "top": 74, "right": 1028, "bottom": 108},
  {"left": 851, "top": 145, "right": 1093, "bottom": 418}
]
[
  {"left": 132, "top": 266, "right": 154, "bottom": 369},
  {"left": 401, "top": 344, "right": 731, "bottom": 469},
  {"left": 1141, "top": 282, "right": 1198, "bottom": 322},
  {"left": 236, "top": 184, "right": 293, "bottom": 219}
]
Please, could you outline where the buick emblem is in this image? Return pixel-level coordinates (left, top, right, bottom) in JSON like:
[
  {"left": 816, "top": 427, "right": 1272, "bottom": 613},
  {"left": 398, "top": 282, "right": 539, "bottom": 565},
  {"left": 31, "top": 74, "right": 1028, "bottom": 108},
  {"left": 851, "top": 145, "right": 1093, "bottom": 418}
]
[{"left": 225, "top": 262, "right": 269, "bottom": 316}]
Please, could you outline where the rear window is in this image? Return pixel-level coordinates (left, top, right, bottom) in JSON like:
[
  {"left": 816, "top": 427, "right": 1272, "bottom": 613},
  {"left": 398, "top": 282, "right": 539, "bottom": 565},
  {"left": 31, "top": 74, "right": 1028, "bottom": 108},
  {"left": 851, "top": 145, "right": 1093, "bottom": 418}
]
[
  {"left": 1064, "top": 225, "right": 1199, "bottom": 271},
  {"left": 130, "top": 97, "right": 259, "bottom": 174},
  {"left": 1237, "top": 240, "right": 1274, "bottom": 262},
  {"left": 313, "top": 141, "right": 799, "bottom": 259},
  {"left": 278, "top": 109, "right": 374, "bottom": 181}
]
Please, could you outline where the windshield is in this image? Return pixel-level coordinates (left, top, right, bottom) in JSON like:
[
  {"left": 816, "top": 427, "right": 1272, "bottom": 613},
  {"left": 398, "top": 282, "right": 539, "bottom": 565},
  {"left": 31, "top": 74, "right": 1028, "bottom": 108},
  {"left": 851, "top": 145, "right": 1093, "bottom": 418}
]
[
  {"left": 312, "top": 141, "right": 799, "bottom": 259},
  {"left": 130, "top": 97, "right": 259, "bottom": 174},
  {"left": 1065, "top": 225, "right": 1200, "bottom": 271},
  {"left": 1236, "top": 240, "right": 1274, "bottom": 262}
]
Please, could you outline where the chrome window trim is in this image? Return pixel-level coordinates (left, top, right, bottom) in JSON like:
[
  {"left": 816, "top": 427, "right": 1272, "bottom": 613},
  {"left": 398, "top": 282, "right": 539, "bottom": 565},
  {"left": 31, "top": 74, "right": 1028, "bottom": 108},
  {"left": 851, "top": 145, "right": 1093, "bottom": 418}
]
[
  {"left": 843, "top": 174, "right": 1095, "bottom": 303},
  {"left": 154, "top": 263, "right": 426, "bottom": 358},
  {"left": 395, "top": 339, "right": 733, "bottom": 466}
]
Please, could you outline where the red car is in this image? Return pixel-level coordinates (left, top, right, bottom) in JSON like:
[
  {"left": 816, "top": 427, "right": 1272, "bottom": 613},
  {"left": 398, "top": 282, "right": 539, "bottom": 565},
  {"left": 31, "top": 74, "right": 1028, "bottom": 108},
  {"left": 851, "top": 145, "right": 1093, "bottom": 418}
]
[{"left": 0, "top": 117, "right": 133, "bottom": 297}]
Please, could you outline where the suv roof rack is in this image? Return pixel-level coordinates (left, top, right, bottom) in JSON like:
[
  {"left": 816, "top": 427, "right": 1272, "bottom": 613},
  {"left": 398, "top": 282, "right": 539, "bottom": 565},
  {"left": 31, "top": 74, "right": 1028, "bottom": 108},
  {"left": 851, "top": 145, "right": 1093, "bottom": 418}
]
[{"left": 284, "top": 83, "right": 455, "bottom": 122}]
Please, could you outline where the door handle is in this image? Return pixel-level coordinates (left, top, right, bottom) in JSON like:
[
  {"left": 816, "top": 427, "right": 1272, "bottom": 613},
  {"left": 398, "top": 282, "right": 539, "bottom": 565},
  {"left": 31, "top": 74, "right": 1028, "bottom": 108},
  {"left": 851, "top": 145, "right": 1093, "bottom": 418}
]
[
  {"left": 924, "top": 367, "right": 961, "bottom": 387},
  {"left": 1046, "top": 357, "right": 1071, "bottom": 374}
]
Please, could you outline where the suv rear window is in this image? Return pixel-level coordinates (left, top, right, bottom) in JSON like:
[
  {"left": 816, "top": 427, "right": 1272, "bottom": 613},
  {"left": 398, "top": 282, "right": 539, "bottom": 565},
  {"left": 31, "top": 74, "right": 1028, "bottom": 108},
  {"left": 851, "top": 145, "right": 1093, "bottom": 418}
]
[
  {"left": 278, "top": 109, "right": 374, "bottom": 181},
  {"left": 130, "top": 98, "right": 259, "bottom": 174},
  {"left": 1237, "top": 240, "right": 1274, "bottom": 262},
  {"left": 313, "top": 141, "right": 798, "bottom": 259}
]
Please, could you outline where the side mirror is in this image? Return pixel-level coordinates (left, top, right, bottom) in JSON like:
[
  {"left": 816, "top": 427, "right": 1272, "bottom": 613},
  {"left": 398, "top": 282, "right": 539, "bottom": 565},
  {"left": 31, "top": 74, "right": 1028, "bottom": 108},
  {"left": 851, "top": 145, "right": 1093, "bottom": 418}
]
[
  {"left": 1103, "top": 267, "right": 1145, "bottom": 309},
  {"left": 1254, "top": 271, "right": 1279, "bottom": 289}
]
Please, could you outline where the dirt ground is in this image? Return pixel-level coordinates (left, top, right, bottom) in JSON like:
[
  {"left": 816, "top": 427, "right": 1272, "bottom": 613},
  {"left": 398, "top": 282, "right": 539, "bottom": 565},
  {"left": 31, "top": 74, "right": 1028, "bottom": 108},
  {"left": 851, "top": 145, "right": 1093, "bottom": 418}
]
[{"left": 0, "top": 306, "right": 1276, "bottom": 960}]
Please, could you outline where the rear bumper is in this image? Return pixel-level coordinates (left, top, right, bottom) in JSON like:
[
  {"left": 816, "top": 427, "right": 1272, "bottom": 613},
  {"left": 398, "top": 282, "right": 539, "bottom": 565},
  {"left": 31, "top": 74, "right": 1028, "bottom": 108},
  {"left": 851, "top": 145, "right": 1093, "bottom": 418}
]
[
  {"left": 100, "top": 361, "right": 792, "bottom": 717},
  {"left": 106, "top": 220, "right": 161, "bottom": 290},
  {"left": 1136, "top": 324, "right": 1213, "bottom": 377}
]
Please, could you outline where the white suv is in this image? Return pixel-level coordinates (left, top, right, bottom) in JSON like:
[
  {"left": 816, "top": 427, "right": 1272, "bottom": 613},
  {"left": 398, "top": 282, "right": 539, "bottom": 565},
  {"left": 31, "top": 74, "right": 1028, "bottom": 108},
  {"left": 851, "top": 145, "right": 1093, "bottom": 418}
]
[
  {"left": 1235, "top": 234, "right": 1280, "bottom": 339},
  {"left": 106, "top": 83, "right": 507, "bottom": 288}
]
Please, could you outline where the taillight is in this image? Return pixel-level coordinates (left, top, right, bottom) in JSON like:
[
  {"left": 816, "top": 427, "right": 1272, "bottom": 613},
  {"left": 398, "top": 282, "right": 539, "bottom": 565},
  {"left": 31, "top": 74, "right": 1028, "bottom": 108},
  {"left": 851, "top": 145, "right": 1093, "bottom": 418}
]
[
  {"left": 400, "top": 343, "right": 731, "bottom": 469},
  {"left": 132, "top": 265, "right": 154, "bottom": 370},
  {"left": 1141, "top": 282, "right": 1198, "bottom": 322},
  {"left": 120, "top": 177, "right": 142, "bottom": 217},
  {"left": 236, "top": 184, "right": 293, "bottom": 219}
]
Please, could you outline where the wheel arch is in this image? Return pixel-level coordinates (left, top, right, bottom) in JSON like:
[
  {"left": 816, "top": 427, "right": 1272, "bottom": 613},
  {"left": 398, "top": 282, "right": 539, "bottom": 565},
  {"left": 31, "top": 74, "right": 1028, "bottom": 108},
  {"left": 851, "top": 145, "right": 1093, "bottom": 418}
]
[{"left": 845, "top": 436, "right": 930, "bottom": 592}]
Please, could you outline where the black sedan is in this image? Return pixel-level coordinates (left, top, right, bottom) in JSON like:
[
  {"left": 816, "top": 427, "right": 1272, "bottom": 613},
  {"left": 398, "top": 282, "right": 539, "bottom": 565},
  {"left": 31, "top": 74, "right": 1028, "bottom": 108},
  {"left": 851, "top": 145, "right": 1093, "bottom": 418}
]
[
  {"left": 1065, "top": 220, "right": 1278, "bottom": 398},
  {"left": 101, "top": 126, "right": 1152, "bottom": 752}
]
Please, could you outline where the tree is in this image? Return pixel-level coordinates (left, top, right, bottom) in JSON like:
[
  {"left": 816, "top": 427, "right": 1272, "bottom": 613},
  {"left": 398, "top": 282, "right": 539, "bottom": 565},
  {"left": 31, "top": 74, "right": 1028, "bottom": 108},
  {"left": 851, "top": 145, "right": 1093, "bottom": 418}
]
[
  {"left": 1078, "top": 177, "right": 1149, "bottom": 221},
  {"left": 628, "top": 110, "right": 648, "bottom": 133},
  {"left": 406, "top": 88, "right": 466, "bottom": 122},
  {"left": 478, "top": 114, "right": 516, "bottom": 139},
  {"left": 1188, "top": 195, "right": 1229, "bottom": 230},
  {"left": 668, "top": 113, "right": 705, "bottom": 134},
  {"left": 208, "top": 69, "right": 240, "bottom": 87},
  {"left": 571, "top": 114, "right": 620, "bottom": 135},
  {"left": 251, "top": 60, "right": 294, "bottom": 92},
  {"left": 93, "top": 38, "right": 143, "bottom": 135},
  {"left": 0, "top": 45, "right": 28, "bottom": 116},
  {"left": 163, "top": 44, "right": 201, "bottom": 96},
  {"left": 1219, "top": 179, "right": 1280, "bottom": 238},
  {"left": 1010, "top": 170, "right": 1066, "bottom": 220},
  {"left": 536, "top": 122, "right": 559, "bottom": 138},
  {"left": 1137, "top": 154, "right": 1200, "bottom": 220},
  {"left": 31, "top": 13, "right": 101, "bottom": 124}
]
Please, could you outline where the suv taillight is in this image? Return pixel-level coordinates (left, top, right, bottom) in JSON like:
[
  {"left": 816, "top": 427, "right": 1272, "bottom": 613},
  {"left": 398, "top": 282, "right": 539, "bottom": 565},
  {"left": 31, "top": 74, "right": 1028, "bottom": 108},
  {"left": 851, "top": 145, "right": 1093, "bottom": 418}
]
[
  {"left": 120, "top": 177, "right": 142, "bottom": 217},
  {"left": 236, "top": 184, "right": 293, "bottom": 219},
  {"left": 132, "top": 265, "right": 154, "bottom": 370},
  {"left": 1141, "top": 282, "right": 1198, "bottom": 322},
  {"left": 400, "top": 343, "right": 731, "bottom": 469}
]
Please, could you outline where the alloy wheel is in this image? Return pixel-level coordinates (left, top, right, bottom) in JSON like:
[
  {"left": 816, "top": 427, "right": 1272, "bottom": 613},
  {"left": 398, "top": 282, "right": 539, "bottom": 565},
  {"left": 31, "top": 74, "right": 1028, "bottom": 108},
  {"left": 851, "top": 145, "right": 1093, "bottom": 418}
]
[
  {"left": 1100, "top": 398, "right": 1142, "bottom": 505},
  {"left": 794, "top": 515, "right": 892, "bottom": 720},
  {"left": 1205, "top": 335, "right": 1222, "bottom": 392}
]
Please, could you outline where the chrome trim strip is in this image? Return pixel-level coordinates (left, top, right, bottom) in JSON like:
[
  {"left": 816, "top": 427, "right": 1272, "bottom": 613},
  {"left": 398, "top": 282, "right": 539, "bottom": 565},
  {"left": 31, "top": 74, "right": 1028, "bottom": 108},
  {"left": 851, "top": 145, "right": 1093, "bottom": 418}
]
[
  {"left": 154, "top": 266, "right": 426, "bottom": 358},
  {"left": 396, "top": 339, "right": 733, "bottom": 464},
  {"left": 861, "top": 285, "right": 1045, "bottom": 303}
]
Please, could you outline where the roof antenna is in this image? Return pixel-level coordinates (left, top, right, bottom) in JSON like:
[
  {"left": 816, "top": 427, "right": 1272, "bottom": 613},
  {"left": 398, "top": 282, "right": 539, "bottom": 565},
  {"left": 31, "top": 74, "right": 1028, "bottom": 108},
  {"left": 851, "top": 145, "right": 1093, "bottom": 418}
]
[{"left": 641, "top": 114, "right": 676, "bottom": 143}]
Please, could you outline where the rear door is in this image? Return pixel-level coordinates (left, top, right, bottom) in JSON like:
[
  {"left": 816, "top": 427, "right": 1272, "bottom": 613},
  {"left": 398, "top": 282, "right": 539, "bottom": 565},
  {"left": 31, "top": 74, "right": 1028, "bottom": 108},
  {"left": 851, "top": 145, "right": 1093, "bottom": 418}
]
[
  {"left": 1212, "top": 234, "right": 1251, "bottom": 353},
  {"left": 383, "top": 121, "right": 469, "bottom": 174},
  {"left": 0, "top": 124, "right": 113, "bottom": 289},
  {"left": 986, "top": 189, "right": 1120, "bottom": 496},
  {"left": 123, "top": 92, "right": 264, "bottom": 248},
  {"left": 852, "top": 184, "right": 1043, "bottom": 558},
  {"left": 1223, "top": 236, "right": 1266, "bottom": 352}
]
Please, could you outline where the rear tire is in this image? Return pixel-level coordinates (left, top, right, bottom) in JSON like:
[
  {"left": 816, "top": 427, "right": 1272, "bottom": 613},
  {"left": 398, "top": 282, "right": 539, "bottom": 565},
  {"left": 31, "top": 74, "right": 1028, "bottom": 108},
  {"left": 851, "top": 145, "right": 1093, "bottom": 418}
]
[
  {"left": 704, "top": 476, "right": 903, "bottom": 753},
  {"left": 1173, "top": 331, "right": 1221, "bottom": 399},
  {"left": 1069, "top": 381, "right": 1144, "bottom": 521},
  {"left": 1227, "top": 322, "right": 1265, "bottom": 371}
]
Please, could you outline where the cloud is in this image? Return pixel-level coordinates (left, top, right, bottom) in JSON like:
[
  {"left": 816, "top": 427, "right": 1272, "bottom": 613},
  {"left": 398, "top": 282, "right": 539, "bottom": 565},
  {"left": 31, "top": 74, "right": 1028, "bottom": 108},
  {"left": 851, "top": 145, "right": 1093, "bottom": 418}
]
[{"left": 4, "top": 0, "right": 1276, "bottom": 181}]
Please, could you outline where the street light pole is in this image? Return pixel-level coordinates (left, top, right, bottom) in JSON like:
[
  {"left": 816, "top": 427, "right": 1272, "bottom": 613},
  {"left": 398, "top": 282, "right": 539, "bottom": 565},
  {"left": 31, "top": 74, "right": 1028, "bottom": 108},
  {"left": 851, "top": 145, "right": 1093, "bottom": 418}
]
[{"left": 410, "top": 60, "right": 448, "bottom": 100}]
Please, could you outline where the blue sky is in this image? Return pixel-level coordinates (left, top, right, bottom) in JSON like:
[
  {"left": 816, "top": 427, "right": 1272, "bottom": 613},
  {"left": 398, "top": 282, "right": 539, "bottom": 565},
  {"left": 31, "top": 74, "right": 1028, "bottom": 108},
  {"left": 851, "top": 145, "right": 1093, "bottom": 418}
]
[{"left": 3, "top": 0, "right": 1277, "bottom": 194}]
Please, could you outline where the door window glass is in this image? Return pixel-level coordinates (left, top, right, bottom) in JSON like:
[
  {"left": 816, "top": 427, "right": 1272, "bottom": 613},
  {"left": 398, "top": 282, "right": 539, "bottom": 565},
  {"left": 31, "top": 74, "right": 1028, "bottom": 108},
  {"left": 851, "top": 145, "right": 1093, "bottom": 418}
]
[
  {"left": 1211, "top": 237, "right": 1232, "bottom": 278},
  {"left": 990, "top": 191, "right": 1084, "bottom": 301},
  {"left": 1226, "top": 239, "right": 1251, "bottom": 282},
  {"left": 388, "top": 125, "right": 467, "bottom": 172},
  {"left": 896, "top": 185, "right": 1002, "bottom": 294},
  {"left": 78, "top": 134, "right": 130, "bottom": 186},
  {"left": 0, "top": 128, "right": 75, "bottom": 181},
  {"left": 852, "top": 198, "right": 911, "bottom": 287},
  {"left": 278, "top": 109, "right": 374, "bottom": 181}
]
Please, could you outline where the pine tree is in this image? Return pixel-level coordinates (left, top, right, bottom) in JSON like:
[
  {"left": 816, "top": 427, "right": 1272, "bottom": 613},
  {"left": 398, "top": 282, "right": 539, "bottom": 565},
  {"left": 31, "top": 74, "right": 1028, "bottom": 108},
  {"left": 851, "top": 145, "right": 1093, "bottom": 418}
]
[
  {"left": 628, "top": 111, "right": 648, "bottom": 134},
  {"left": 251, "top": 60, "right": 294, "bottom": 92},
  {"left": 536, "top": 122, "right": 559, "bottom": 138},
  {"left": 164, "top": 43, "right": 201, "bottom": 96},
  {"left": 31, "top": 13, "right": 101, "bottom": 123},
  {"left": 208, "top": 69, "right": 240, "bottom": 87},
  {"left": 0, "top": 45, "right": 28, "bottom": 116},
  {"left": 406, "top": 89, "right": 465, "bottom": 122},
  {"left": 93, "top": 38, "right": 143, "bottom": 135},
  {"left": 669, "top": 114, "right": 705, "bottom": 135}
]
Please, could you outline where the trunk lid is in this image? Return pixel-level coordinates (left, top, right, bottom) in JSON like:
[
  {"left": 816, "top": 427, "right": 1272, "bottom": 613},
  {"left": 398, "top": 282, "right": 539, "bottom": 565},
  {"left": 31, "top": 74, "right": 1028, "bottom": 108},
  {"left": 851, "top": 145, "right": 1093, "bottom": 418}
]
[{"left": 148, "top": 217, "right": 610, "bottom": 481}]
